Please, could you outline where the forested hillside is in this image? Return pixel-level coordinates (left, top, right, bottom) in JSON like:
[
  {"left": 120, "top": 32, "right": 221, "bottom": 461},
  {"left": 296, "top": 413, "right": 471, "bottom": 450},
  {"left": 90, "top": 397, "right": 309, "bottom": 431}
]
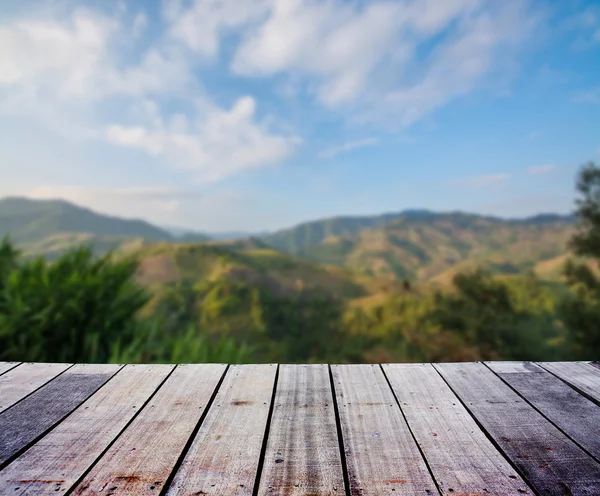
[
  {"left": 1, "top": 163, "right": 598, "bottom": 365},
  {"left": 0, "top": 197, "right": 577, "bottom": 282}
]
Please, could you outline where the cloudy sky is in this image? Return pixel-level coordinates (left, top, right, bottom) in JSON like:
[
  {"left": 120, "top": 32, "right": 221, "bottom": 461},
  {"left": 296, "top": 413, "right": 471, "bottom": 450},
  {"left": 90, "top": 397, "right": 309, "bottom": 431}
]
[{"left": 1, "top": 0, "right": 599, "bottom": 232}]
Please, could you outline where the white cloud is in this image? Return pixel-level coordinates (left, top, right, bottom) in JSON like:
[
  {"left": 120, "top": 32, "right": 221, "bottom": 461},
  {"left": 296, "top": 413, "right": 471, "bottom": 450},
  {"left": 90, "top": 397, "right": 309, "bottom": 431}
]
[
  {"left": 376, "top": 1, "right": 537, "bottom": 126},
  {"left": 319, "top": 137, "right": 379, "bottom": 159},
  {"left": 230, "top": 0, "right": 537, "bottom": 124},
  {"left": 451, "top": 173, "right": 510, "bottom": 188},
  {"left": 573, "top": 87, "right": 600, "bottom": 104},
  {"left": 528, "top": 164, "right": 555, "bottom": 175},
  {"left": 0, "top": 9, "right": 191, "bottom": 104},
  {"left": 0, "top": 5, "right": 300, "bottom": 184},
  {"left": 566, "top": 6, "right": 600, "bottom": 49},
  {"left": 166, "top": 0, "right": 270, "bottom": 57},
  {"left": 132, "top": 12, "right": 148, "bottom": 38},
  {"left": 105, "top": 96, "right": 300, "bottom": 182}
]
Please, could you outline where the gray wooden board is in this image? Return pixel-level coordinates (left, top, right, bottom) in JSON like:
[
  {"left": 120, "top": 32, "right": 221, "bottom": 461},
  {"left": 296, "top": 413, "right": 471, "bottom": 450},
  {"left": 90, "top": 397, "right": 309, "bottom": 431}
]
[
  {"left": 0, "top": 364, "right": 172, "bottom": 495},
  {"left": 167, "top": 364, "right": 276, "bottom": 496},
  {"left": 0, "top": 363, "right": 121, "bottom": 468},
  {"left": 257, "top": 364, "right": 345, "bottom": 496},
  {"left": 488, "top": 361, "right": 600, "bottom": 462},
  {"left": 71, "top": 364, "right": 225, "bottom": 495},
  {"left": 332, "top": 364, "right": 438, "bottom": 495},
  {"left": 384, "top": 363, "right": 530, "bottom": 495},
  {"left": 435, "top": 362, "right": 600, "bottom": 496},
  {"left": 538, "top": 362, "right": 600, "bottom": 404},
  {"left": 0, "top": 362, "right": 72, "bottom": 413},
  {"left": 0, "top": 362, "right": 20, "bottom": 376}
]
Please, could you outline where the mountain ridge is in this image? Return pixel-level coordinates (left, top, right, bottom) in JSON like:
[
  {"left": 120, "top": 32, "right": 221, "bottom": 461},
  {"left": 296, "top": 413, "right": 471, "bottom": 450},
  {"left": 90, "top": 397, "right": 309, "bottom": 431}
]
[{"left": 0, "top": 196, "right": 578, "bottom": 283}]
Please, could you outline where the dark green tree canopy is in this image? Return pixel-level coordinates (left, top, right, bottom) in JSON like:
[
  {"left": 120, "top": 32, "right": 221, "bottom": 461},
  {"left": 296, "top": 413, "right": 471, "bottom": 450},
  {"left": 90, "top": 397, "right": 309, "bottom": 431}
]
[{"left": 570, "top": 162, "right": 600, "bottom": 259}]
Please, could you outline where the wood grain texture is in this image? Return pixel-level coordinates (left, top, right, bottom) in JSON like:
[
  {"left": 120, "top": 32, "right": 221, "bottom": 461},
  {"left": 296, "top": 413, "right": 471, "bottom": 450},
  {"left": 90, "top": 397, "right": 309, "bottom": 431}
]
[
  {"left": 0, "top": 362, "right": 72, "bottom": 413},
  {"left": 0, "top": 362, "right": 20, "bottom": 376},
  {"left": 332, "top": 364, "right": 437, "bottom": 495},
  {"left": 488, "top": 361, "right": 600, "bottom": 461},
  {"left": 167, "top": 364, "right": 277, "bottom": 496},
  {"left": 538, "top": 361, "right": 600, "bottom": 404},
  {"left": 0, "top": 364, "right": 121, "bottom": 468},
  {"left": 71, "top": 364, "right": 225, "bottom": 495},
  {"left": 384, "top": 363, "right": 530, "bottom": 495},
  {"left": 0, "top": 364, "right": 171, "bottom": 495},
  {"left": 257, "top": 364, "right": 345, "bottom": 496},
  {"left": 436, "top": 362, "right": 600, "bottom": 496}
]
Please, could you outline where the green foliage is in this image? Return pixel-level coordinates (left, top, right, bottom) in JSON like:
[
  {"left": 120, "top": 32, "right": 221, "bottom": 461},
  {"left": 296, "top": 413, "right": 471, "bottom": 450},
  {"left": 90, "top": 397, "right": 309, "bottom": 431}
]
[
  {"left": 109, "top": 318, "right": 253, "bottom": 364},
  {"left": 430, "top": 270, "right": 563, "bottom": 361},
  {"left": 0, "top": 244, "right": 148, "bottom": 362},
  {"left": 4, "top": 161, "right": 600, "bottom": 365},
  {"left": 558, "top": 162, "right": 600, "bottom": 359},
  {"left": 0, "top": 240, "right": 246, "bottom": 364},
  {"left": 570, "top": 162, "right": 600, "bottom": 258}
]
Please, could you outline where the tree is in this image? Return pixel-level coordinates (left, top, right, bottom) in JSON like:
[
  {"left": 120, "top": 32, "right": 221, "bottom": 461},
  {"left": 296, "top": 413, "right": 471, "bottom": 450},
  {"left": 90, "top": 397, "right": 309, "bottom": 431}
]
[
  {"left": 559, "top": 162, "right": 600, "bottom": 359},
  {"left": 0, "top": 242, "right": 149, "bottom": 362},
  {"left": 569, "top": 162, "right": 600, "bottom": 258}
]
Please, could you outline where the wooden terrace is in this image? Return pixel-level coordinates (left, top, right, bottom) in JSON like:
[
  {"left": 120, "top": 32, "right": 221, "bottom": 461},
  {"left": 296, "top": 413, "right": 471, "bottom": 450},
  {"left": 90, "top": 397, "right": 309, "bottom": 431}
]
[{"left": 0, "top": 361, "right": 599, "bottom": 495}]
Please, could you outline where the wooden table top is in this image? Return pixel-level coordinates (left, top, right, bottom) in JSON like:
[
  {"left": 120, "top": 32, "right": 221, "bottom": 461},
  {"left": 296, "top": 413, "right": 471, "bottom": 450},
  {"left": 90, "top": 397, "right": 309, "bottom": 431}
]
[{"left": 0, "top": 361, "right": 599, "bottom": 495}]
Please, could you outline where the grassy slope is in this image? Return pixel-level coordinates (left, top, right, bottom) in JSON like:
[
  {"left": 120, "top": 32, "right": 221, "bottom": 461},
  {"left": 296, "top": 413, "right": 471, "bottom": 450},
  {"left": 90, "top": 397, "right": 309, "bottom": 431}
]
[
  {"left": 290, "top": 214, "right": 575, "bottom": 283},
  {"left": 133, "top": 242, "right": 369, "bottom": 299}
]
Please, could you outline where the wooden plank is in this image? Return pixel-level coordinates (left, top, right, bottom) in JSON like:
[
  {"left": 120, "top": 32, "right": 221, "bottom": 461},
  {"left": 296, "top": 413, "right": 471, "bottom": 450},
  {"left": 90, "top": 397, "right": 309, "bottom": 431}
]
[
  {"left": 0, "top": 362, "right": 72, "bottom": 413},
  {"left": 71, "top": 364, "right": 225, "bottom": 495},
  {"left": 332, "top": 364, "right": 438, "bottom": 495},
  {"left": 257, "top": 364, "right": 345, "bottom": 496},
  {"left": 538, "top": 361, "right": 600, "bottom": 404},
  {"left": 436, "top": 362, "right": 600, "bottom": 496},
  {"left": 488, "top": 361, "right": 600, "bottom": 462},
  {"left": 0, "top": 363, "right": 121, "bottom": 468},
  {"left": 384, "top": 363, "right": 530, "bottom": 495},
  {"left": 167, "top": 364, "right": 276, "bottom": 495},
  {"left": 0, "top": 362, "right": 20, "bottom": 376},
  {"left": 0, "top": 364, "right": 172, "bottom": 495}
]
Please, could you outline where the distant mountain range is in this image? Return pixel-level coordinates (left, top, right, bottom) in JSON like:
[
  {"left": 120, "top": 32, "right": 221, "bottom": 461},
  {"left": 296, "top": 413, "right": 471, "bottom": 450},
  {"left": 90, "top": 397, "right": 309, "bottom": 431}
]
[{"left": 0, "top": 196, "right": 579, "bottom": 283}]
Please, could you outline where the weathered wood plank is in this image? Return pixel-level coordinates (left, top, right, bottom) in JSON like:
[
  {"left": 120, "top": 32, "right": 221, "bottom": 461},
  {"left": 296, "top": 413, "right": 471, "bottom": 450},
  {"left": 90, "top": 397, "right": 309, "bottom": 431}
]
[
  {"left": 488, "top": 361, "right": 600, "bottom": 462},
  {"left": 0, "top": 362, "right": 72, "bottom": 413},
  {"left": 71, "top": 364, "right": 225, "bottom": 495},
  {"left": 0, "top": 364, "right": 172, "bottom": 495},
  {"left": 332, "top": 364, "right": 438, "bottom": 495},
  {"left": 0, "top": 362, "right": 20, "bottom": 376},
  {"left": 0, "top": 363, "right": 121, "bottom": 468},
  {"left": 384, "top": 363, "right": 530, "bottom": 495},
  {"left": 538, "top": 361, "right": 600, "bottom": 404},
  {"left": 436, "top": 362, "right": 600, "bottom": 496},
  {"left": 257, "top": 364, "right": 345, "bottom": 496},
  {"left": 167, "top": 364, "right": 276, "bottom": 495}
]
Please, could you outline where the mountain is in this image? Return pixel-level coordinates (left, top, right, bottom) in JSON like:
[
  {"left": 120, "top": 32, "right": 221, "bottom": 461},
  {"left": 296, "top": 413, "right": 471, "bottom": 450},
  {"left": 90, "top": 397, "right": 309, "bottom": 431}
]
[
  {"left": 0, "top": 196, "right": 579, "bottom": 283},
  {"left": 0, "top": 197, "right": 174, "bottom": 243},
  {"left": 208, "top": 230, "right": 271, "bottom": 241},
  {"left": 262, "top": 211, "right": 414, "bottom": 254},
  {"left": 0, "top": 197, "right": 211, "bottom": 257},
  {"left": 264, "top": 211, "right": 577, "bottom": 282}
]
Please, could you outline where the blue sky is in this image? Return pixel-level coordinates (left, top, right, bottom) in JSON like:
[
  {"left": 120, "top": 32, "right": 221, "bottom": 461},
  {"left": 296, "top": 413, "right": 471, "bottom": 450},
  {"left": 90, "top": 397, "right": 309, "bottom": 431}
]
[{"left": 0, "top": 0, "right": 599, "bottom": 232}]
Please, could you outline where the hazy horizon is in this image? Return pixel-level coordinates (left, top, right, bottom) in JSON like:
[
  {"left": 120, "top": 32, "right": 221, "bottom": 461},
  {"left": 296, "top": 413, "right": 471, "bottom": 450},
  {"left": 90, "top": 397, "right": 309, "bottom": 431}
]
[{"left": 1, "top": 0, "right": 599, "bottom": 231}]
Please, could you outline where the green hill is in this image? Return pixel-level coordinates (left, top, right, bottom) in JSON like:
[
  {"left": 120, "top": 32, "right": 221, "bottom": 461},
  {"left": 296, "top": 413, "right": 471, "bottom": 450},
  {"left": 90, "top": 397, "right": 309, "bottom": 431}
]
[
  {"left": 266, "top": 211, "right": 576, "bottom": 282},
  {"left": 134, "top": 241, "right": 367, "bottom": 300},
  {"left": 0, "top": 197, "right": 209, "bottom": 257},
  {"left": 0, "top": 196, "right": 578, "bottom": 284}
]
